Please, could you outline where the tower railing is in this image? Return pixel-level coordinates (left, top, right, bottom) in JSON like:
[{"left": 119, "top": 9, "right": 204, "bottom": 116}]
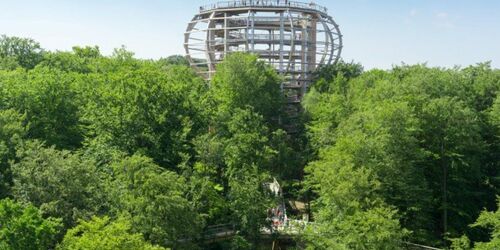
[{"left": 199, "top": 0, "right": 328, "bottom": 14}]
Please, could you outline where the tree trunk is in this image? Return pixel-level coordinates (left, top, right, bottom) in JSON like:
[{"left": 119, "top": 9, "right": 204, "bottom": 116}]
[{"left": 441, "top": 142, "right": 448, "bottom": 237}]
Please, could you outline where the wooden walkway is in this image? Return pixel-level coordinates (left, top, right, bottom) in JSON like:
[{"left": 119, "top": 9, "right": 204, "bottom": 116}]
[
  {"left": 202, "top": 220, "right": 306, "bottom": 243},
  {"left": 201, "top": 223, "right": 443, "bottom": 250}
]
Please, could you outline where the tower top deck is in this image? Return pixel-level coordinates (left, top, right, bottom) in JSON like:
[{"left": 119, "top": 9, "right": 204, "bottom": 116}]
[{"left": 199, "top": 0, "right": 328, "bottom": 15}]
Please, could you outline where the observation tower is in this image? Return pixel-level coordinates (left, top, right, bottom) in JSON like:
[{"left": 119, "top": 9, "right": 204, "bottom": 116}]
[{"left": 184, "top": 0, "right": 342, "bottom": 106}]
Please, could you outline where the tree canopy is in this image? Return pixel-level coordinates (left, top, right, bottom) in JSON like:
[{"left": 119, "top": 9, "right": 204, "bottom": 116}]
[
  {"left": 0, "top": 35, "right": 44, "bottom": 70},
  {"left": 304, "top": 62, "right": 500, "bottom": 248},
  {"left": 0, "top": 199, "right": 61, "bottom": 250},
  {"left": 0, "top": 36, "right": 498, "bottom": 249},
  {"left": 57, "top": 216, "right": 166, "bottom": 250}
]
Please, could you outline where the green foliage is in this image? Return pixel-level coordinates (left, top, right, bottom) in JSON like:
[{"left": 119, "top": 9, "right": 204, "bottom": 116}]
[
  {"left": 80, "top": 64, "right": 208, "bottom": 168},
  {"left": 0, "top": 199, "right": 62, "bottom": 250},
  {"left": 0, "top": 67, "right": 83, "bottom": 149},
  {"left": 193, "top": 107, "right": 280, "bottom": 182},
  {"left": 313, "top": 60, "right": 364, "bottom": 94},
  {"left": 0, "top": 39, "right": 290, "bottom": 248},
  {"left": 228, "top": 165, "right": 272, "bottom": 239},
  {"left": 158, "top": 55, "right": 190, "bottom": 66},
  {"left": 471, "top": 199, "right": 500, "bottom": 249},
  {"left": 0, "top": 109, "right": 25, "bottom": 198},
  {"left": 304, "top": 63, "right": 500, "bottom": 247},
  {"left": 450, "top": 235, "right": 472, "bottom": 250},
  {"left": 185, "top": 170, "right": 228, "bottom": 226},
  {"left": 223, "top": 108, "right": 276, "bottom": 179},
  {"left": 211, "top": 53, "right": 283, "bottom": 126},
  {"left": 0, "top": 35, "right": 44, "bottom": 69},
  {"left": 11, "top": 141, "right": 107, "bottom": 228},
  {"left": 57, "top": 216, "right": 165, "bottom": 250},
  {"left": 193, "top": 108, "right": 279, "bottom": 240},
  {"left": 0, "top": 56, "right": 20, "bottom": 71},
  {"left": 451, "top": 198, "right": 500, "bottom": 250},
  {"left": 305, "top": 207, "right": 404, "bottom": 250},
  {"left": 304, "top": 137, "right": 408, "bottom": 249},
  {"left": 491, "top": 95, "right": 500, "bottom": 128},
  {"left": 229, "top": 235, "right": 252, "bottom": 250},
  {"left": 420, "top": 97, "right": 485, "bottom": 238},
  {"left": 39, "top": 46, "right": 102, "bottom": 73},
  {"left": 108, "top": 155, "right": 202, "bottom": 248},
  {"left": 0, "top": 35, "right": 497, "bottom": 249},
  {"left": 304, "top": 100, "right": 430, "bottom": 246},
  {"left": 192, "top": 53, "right": 290, "bottom": 244}
]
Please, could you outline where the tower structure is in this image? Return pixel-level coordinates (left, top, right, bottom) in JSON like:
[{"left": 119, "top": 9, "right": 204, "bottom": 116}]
[{"left": 184, "top": 0, "right": 342, "bottom": 118}]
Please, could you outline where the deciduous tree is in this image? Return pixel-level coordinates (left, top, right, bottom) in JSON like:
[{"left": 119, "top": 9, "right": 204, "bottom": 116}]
[
  {"left": 57, "top": 216, "right": 165, "bottom": 250},
  {"left": 11, "top": 141, "right": 107, "bottom": 228},
  {"left": 0, "top": 199, "right": 61, "bottom": 250}
]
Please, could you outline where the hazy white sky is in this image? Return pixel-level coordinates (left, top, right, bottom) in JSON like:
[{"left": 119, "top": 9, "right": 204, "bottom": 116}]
[{"left": 1, "top": 0, "right": 499, "bottom": 69}]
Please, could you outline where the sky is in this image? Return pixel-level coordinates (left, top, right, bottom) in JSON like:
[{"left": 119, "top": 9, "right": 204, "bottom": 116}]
[{"left": 1, "top": 0, "right": 499, "bottom": 69}]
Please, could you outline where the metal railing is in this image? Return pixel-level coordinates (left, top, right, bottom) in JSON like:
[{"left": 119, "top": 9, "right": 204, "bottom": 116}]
[
  {"left": 204, "top": 224, "right": 236, "bottom": 238},
  {"left": 249, "top": 33, "right": 293, "bottom": 40},
  {"left": 199, "top": 1, "right": 328, "bottom": 14},
  {"left": 403, "top": 242, "right": 443, "bottom": 250}
]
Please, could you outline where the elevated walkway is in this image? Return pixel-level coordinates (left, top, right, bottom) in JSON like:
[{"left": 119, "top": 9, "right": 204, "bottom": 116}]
[
  {"left": 199, "top": 0, "right": 328, "bottom": 15},
  {"left": 201, "top": 219, "right": 310, "bottom": 243}
]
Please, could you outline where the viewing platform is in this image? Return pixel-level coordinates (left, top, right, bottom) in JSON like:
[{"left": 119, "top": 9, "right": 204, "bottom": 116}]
[
  {"left": 186, "top": 0, "right": 342, "bottom": 127},
  {"left": 199, "top": 0, "right": 328, "bottom": 15}
]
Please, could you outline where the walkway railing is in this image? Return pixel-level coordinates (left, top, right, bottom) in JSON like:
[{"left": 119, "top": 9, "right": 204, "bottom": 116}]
[
  {"left": 201, "top": 223, "right": 443, "bottom": 250},
  {"left": 204, "top": 224, "right": 236, "bottom": 238},
  {"left": 199, "top": 1, "right": 328, "bottom": 14},
  {"left": 403, "top": 242, "right": 443, "bottom": 250}
]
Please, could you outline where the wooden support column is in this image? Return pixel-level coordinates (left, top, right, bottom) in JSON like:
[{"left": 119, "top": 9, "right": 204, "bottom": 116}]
[{"left": 224, "top": 12, "right": 228, "bottom": 56}]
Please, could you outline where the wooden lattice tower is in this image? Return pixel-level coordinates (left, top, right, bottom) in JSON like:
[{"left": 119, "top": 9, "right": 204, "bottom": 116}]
[{"left": 185, "top": 1, "right": 342, "bottom": 129}]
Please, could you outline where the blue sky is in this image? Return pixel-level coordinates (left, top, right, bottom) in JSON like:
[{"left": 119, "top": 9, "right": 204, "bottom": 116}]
[{"left": 1, "top": 0, "right": 499, "bottom": 69}]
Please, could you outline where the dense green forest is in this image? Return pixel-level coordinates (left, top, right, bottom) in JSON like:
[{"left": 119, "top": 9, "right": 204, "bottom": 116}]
[{"left": 0, "top": 35, "right": 498, "bottom": 250}]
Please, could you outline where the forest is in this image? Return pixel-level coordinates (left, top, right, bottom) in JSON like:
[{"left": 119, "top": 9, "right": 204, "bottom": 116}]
[{"left": 0, "top": 35, "right": 499, "bottom": 250}]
